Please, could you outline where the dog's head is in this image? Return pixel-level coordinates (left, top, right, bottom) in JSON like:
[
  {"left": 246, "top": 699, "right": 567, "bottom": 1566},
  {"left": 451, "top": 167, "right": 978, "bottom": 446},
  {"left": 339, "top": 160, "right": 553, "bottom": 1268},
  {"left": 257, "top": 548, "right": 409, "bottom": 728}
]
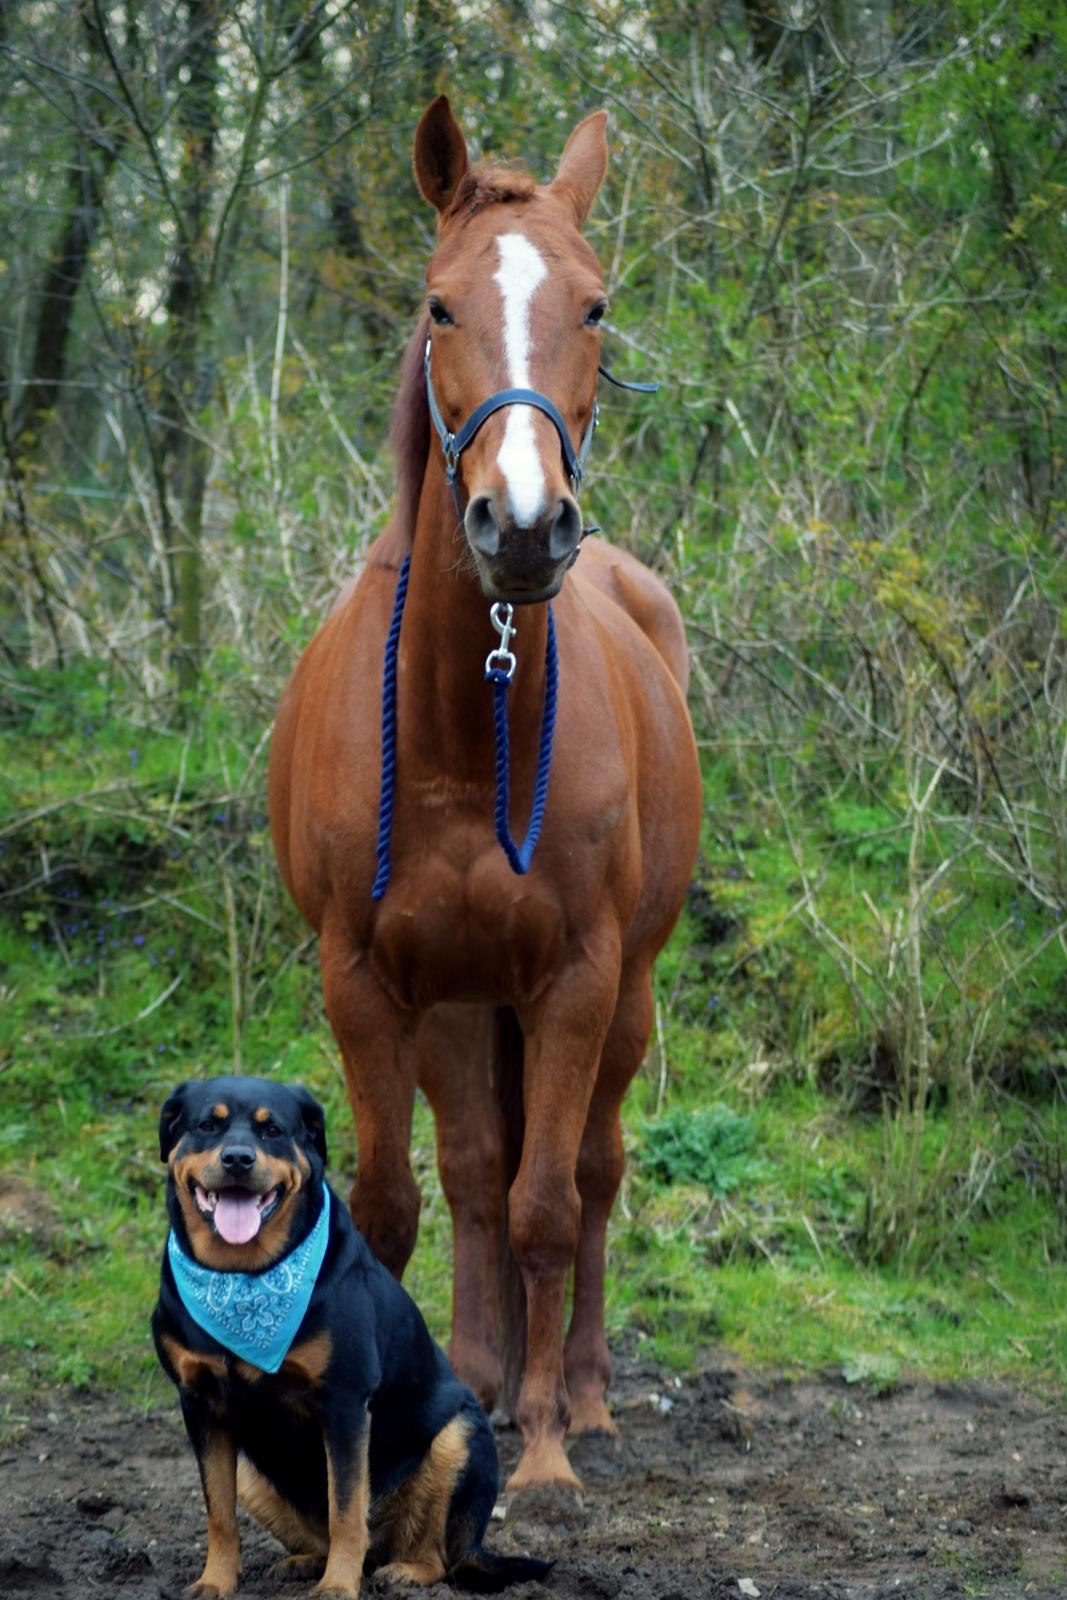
[{"left": 159, "top": 1076, "right": 328, "bottom": 1272}]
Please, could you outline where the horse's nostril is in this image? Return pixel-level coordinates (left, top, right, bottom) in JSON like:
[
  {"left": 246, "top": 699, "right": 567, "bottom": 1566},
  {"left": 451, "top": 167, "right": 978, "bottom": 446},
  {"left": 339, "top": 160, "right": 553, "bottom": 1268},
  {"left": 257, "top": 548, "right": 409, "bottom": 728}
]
[
  {"left": 465, "top": 494, "right": 501, "bottom": 557},
  {"left": 548, "top": 497, "right": 582, "bottom": 562}
]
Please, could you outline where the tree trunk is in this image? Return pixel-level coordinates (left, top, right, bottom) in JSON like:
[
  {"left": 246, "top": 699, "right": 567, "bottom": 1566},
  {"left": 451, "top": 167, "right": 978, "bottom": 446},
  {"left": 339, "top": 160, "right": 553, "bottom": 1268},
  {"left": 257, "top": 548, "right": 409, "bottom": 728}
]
[
  {"left": 14, "top": 4, "right": 123, "bottom": 454},
  {"left": 159, "top": 0, "right": 220, "bottom": 700}
]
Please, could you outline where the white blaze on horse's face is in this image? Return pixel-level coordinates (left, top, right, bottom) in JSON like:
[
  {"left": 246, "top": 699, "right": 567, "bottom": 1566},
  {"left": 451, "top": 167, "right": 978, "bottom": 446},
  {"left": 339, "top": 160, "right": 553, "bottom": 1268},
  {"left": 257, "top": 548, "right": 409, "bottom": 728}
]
[{"left": 492, "top": 233, "right": 548, "bottom": 528}]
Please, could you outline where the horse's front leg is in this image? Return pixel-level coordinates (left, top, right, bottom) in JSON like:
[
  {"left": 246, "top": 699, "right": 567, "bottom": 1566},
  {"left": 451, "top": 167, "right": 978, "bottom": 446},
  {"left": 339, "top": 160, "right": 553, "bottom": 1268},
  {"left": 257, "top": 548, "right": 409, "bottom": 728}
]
[
  {"left": 507, "top": 947, "right": 620, "bottom": 1496},
  {"left": 321, "top": 924, "right": 420, "bottom": 1277},
  {"left": 416, "top": 1004, "right": 505, "bottom": 1413}
]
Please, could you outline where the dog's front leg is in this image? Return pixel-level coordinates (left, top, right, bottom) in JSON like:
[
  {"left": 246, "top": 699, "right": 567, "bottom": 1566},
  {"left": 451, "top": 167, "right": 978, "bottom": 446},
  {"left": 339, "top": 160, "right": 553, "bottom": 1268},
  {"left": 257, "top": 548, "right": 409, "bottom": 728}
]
[
  {"left": 316, "top": 1403, "right": 370, "bottom": 1597},
  {"left": 183, "top": 1402, "right": 241, "bottom": 1597}
]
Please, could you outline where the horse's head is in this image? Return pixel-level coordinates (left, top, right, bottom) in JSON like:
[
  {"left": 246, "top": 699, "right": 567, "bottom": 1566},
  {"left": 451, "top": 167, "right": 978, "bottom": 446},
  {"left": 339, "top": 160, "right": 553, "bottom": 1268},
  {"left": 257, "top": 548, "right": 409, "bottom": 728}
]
[{"left": 414, "top": 96, "right": 609, "bottom": 603}]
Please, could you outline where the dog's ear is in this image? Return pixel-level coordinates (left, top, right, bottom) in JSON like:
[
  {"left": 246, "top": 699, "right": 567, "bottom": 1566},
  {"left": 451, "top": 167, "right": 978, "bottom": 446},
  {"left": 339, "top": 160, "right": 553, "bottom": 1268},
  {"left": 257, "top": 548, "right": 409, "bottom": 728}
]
[
  {"left": 159, "top": 1083, "right": 191, "bottom": 1162},
  {"left": 291, "top": 1086, "right": 328, "bottom": 1166}
]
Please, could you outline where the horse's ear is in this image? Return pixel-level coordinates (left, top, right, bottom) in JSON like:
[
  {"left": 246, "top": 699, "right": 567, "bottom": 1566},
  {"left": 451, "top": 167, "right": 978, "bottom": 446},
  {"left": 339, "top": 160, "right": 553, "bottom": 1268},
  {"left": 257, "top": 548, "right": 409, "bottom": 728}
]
[
  {"left": 550, "top": 110, "right": 609, "bottom": 227},
  {"left": 413, "top": 95, "right": 469, "bottom": 214}
]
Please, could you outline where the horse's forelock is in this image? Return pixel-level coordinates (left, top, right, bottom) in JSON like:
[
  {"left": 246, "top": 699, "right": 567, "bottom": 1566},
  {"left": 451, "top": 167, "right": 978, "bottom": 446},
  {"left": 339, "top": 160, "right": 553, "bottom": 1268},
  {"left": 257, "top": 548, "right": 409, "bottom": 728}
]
[{"left": 445, "top": 166, "right": 537, "bottom": 219}]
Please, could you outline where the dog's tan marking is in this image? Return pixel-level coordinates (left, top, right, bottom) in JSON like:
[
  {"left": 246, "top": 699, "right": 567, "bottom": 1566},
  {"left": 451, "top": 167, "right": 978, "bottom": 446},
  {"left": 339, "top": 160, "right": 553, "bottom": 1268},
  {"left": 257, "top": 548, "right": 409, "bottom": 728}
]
[
  {"left": 283, "top": 1331, "right": 333, "bottom": 1385},
  {"left": 318, "top": 1424, "right": 369, "bottom": 1597},
  {"left": 212, "top": 1103, "right": 229, "bottom": 1121},
  {"left": 161, "top": 1333, "right": 226, "bottom": 1391},
  {"left": 375, "top": 1557, "right": 447, "bottom": 1586},
  {"left": 232, "top": 1359, "right": 265, "bottom": 1385},
  {"left": 237, "top": 1457, "right": 328, "bottom": 1558},
  {"left": 373, "top": 1414, "right": 470, "bottom": 1582},
  {"left": 254, "top": 1107, "right": 271, "bottom": 1124},
  {"left": 191, "top": 1430, "right": 240, "bottom": 1596}
]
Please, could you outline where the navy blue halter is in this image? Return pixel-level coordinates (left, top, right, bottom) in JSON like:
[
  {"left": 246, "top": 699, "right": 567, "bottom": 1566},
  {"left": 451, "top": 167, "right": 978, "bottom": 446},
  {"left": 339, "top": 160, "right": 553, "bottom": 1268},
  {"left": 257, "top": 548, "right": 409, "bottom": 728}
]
[
  {"left": 370, "top": 342, "right": 658, "bottom": 901},
  {"left": 423, "top": 337, "right": 657, "bottom": 516}
]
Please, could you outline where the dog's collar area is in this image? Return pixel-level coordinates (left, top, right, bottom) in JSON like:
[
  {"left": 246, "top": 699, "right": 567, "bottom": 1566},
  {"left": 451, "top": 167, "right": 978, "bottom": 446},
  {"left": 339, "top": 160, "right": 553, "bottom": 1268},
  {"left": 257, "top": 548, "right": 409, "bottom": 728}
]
[{"left": 168, "top": 1188, "right": 332, "bottom": 1374}]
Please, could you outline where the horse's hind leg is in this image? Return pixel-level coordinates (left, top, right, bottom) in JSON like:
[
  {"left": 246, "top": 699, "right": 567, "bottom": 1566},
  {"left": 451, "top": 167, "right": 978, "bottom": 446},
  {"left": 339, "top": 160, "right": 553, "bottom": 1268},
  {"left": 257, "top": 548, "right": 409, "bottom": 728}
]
[
  {"left": 417, "top": 1005, "right": 505, "bottom": 1411},
  {"left": 565, "top": 960, "right": 654, "bottom": 1438},
  {"left": 321, "top": 922, "right": 421, "bottom": 1277}
]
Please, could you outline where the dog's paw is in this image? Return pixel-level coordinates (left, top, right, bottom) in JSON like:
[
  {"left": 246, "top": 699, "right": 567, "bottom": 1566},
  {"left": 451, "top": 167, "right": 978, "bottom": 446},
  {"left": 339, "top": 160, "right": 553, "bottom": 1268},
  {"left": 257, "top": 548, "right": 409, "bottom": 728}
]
[
  {"left": 374, "top": 1558, "right": 445, "bottom": 1588},
  {"left": 312, "top": 1577, "right": 360, "bottom": 1598}
]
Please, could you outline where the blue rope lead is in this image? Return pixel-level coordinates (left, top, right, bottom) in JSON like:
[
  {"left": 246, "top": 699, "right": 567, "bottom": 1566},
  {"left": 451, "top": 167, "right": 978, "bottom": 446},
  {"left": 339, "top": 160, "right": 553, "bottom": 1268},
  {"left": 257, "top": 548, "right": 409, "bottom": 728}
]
[
  {"left": 371, "top": 554, "right": 411, "bottom": 901},
  {"left": 371, "top": 557, "right": 558, "bottom": 898},
  {"left": 486, "top": 607, "right": 558, "bottom": 875}
]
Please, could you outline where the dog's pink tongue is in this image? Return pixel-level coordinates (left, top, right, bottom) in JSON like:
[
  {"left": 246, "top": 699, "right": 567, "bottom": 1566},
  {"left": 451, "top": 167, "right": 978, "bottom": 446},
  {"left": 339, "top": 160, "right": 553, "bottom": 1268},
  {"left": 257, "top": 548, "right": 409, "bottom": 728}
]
[{"left": 215, "top": 1192, "right": 261, "bottom": 1246}]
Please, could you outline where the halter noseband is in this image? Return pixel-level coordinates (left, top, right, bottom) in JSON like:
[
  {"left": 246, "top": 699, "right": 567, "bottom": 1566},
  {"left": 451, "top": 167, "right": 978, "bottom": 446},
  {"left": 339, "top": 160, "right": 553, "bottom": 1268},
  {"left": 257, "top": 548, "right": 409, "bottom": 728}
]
[{"left": 423, "top": 338, "right": 658, "bottom": 510}]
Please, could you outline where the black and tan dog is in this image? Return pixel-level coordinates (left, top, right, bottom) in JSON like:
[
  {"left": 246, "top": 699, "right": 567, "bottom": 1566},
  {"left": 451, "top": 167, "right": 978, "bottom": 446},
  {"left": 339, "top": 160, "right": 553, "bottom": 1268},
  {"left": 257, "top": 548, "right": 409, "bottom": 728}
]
[{"left": 153, "top": 1075, "right": 548, "bottom": 1597}]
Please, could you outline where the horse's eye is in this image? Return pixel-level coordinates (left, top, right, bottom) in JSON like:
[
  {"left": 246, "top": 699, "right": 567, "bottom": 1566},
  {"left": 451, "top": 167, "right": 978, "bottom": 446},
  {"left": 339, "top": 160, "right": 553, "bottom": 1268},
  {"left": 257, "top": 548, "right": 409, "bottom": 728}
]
[
  {"left": 428, "top": 298, "right": 453, "bottom": 326},
  {"left": 585, "top": 301, "right": 607, "bottom": 326}
]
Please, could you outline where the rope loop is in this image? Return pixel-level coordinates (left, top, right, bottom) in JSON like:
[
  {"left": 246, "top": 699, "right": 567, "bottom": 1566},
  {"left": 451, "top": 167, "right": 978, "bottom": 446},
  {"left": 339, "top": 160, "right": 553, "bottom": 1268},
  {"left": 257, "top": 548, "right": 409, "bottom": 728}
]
[{"left": 487, "top": 608, "right": 558, "bottom": 876}]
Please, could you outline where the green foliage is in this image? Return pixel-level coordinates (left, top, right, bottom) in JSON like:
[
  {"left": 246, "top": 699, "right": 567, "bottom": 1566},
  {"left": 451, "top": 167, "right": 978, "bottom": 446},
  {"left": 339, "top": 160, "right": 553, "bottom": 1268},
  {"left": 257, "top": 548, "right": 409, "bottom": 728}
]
[
  {"left": 640, "top": 1105, "right": 763, "bottom": 1196},
  {"left": 2, "top": 2, "right": 1066, "bottom": 1407}
]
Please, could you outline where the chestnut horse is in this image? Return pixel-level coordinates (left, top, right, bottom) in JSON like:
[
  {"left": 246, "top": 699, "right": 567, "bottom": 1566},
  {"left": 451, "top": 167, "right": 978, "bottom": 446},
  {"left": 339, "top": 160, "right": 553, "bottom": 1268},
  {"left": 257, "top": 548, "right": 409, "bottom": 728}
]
[{"left": 269, "top": 96, "right": 701, "bottom": 1497}]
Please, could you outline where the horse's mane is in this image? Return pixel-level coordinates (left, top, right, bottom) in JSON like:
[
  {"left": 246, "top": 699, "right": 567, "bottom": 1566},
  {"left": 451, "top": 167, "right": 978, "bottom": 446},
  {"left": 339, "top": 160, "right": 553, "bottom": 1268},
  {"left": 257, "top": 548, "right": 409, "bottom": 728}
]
[
  {"left": 372, "top": 167, "right": 537, "bottom": 567},
  {"left": 373, "top": 311, "right": 431, "bottom": 567}
]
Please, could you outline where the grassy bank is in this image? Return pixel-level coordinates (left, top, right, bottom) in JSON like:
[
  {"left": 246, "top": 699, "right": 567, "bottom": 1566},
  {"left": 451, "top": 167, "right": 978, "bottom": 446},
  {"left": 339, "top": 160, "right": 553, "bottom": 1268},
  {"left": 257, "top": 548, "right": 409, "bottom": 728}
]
[{"left": 2, "top": 677, "right": 1064, "bottom": 1428}]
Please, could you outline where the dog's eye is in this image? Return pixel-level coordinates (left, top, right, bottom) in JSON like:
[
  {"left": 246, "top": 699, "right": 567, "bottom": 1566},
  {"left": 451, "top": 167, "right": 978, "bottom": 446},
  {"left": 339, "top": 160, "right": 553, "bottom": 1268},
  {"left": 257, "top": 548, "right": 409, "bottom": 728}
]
[
  {"left": 197, "top": 1119, "right": 215, "bottom": 1134},
  {"left": 428, "top": 297, "right": 453, "bottom": 327},
  {"left": 264, "top": 1122, "right": 283, "bottom": 1139}
]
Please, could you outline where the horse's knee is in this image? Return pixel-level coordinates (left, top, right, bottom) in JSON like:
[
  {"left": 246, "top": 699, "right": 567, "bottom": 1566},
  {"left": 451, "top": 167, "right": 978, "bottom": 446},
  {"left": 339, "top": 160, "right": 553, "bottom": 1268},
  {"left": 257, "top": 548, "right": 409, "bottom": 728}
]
[
  {"left": 508, "top": 1172, "right": 581, "bottom": 1274},
  {"left": 576, "top": 1127, "right": 625, "bottom": 1207},
  {"left": 350, "top": 1167, "right": 421, "bottom": 1277}
]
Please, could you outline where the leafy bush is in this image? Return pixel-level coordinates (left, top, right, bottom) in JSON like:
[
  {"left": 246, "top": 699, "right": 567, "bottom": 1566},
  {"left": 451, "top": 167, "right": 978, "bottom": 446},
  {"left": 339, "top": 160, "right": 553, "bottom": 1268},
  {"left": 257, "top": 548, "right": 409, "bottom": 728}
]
[{"left": 640, "top": 1105, "right": 763, "bottom": 1196}]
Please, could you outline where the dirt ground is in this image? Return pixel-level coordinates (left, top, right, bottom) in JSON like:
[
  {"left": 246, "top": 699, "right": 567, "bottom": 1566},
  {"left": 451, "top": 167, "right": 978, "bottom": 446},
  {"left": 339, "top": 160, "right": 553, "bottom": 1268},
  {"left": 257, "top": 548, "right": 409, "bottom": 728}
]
[{"left": 1, "top": 1352, "right": 1064, "bottom": 1600}]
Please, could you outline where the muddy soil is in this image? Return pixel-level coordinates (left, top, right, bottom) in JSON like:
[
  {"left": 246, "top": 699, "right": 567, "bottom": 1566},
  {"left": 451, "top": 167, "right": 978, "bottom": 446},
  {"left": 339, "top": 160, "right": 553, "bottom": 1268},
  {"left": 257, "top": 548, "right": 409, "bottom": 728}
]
[{"left": 1, "top": 1353, "right": 1064, "bottom": 1600}]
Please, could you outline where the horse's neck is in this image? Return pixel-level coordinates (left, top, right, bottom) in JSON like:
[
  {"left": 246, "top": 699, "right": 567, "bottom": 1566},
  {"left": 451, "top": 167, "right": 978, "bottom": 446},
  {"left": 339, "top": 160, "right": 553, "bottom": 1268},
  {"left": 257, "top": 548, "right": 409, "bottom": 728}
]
[{"left": 398, "top": 470, "right": 549, "bottom": 776}]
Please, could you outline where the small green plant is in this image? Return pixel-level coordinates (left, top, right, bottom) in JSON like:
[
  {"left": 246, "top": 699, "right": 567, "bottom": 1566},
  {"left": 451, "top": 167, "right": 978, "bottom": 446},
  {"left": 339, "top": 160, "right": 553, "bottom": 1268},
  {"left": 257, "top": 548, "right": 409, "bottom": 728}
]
[
  {"left": 639, "top": 1104, "right": 763, "bottom": 1196},
  {"left": 841, "top": 1350, "right": 901, "bottom": 1395}
]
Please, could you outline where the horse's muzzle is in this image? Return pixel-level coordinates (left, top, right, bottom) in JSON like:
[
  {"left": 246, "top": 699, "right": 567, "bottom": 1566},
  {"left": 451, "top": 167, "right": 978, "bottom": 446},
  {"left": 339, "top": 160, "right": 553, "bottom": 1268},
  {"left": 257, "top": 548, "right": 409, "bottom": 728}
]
[{"left": 465, "top": 492, "right": 581, "bottom": 602}]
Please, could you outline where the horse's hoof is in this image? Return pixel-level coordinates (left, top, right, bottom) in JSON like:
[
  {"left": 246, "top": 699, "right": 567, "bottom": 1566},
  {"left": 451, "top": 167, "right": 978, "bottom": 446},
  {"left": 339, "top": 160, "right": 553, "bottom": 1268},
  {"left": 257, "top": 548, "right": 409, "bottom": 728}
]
[
  {"left": 566, "top": 1393, "right": 620, "bottom": 1439},
  {"left": 505, "top": 1477, "right": 586, "bottom": 1536},
  {"left": 505, "top": 1436, "right": 585, "bottom": 1537},
  {"left": 566, "top": 1426, "right": 625, "bottom": 1479},
  {"left": 506, "top": 1436, "right": 582, "bottom": 1496}
]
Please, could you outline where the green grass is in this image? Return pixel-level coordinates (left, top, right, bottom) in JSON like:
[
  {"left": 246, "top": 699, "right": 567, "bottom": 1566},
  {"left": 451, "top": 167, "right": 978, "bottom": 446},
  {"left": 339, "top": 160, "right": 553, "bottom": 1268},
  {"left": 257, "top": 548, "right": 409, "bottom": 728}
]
[
  {"left": 1, "top": 677, "right": 1065, "bottom": 1424},
  {"left": 606, "top": 1082, "right": 1067, "bottom": 1391}
]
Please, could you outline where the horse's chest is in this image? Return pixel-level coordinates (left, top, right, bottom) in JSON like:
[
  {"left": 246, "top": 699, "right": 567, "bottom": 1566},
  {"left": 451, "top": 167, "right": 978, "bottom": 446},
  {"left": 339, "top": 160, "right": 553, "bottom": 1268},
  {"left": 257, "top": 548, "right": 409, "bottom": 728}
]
[{"left": 367, "top": 846, "right": 567, "bottom": 1009}]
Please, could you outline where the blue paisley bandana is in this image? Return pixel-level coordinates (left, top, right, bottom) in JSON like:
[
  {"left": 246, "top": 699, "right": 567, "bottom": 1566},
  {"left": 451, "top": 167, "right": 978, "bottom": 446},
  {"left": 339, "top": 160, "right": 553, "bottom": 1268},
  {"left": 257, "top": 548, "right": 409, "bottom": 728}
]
[{"left": 167, "top": 1189, "right": 330, "bottom": 1373}]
